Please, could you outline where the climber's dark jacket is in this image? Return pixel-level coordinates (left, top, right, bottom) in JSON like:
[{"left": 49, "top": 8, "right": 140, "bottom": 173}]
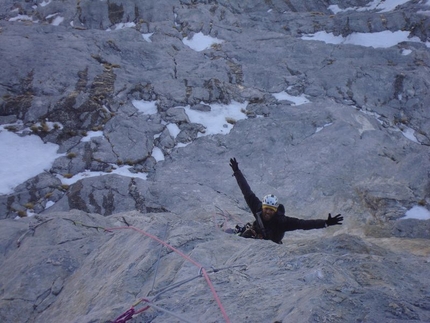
[{"left": 233, "top": 169, "right": 326, "bottom": 244}]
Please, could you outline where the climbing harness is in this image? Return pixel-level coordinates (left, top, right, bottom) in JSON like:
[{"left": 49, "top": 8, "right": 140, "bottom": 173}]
[
  {"left": 215, "top": 206, "right": 266, "bottom": 239},
  {"left": 254, "top": 210, "right": 267, "bottom": 239},
  {"left": 214, "top": 205, "right": 245, "bottom": 232}
]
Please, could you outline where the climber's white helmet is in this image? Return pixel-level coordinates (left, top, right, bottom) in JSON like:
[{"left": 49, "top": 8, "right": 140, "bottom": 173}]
[{"left": 262, "top": 194, "right": 279, "bottom": 211}]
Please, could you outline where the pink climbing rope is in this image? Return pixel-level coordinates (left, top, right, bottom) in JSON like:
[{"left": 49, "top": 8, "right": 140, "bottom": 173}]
[
  {"left": 112, "top": 308, "right": 135, "bottom": 323},
  {"left": 106, "top": 226, "right": 231, "bottom": 323},
  {"left": 112, "top": 300, "right": 149, "bottom": 323}
]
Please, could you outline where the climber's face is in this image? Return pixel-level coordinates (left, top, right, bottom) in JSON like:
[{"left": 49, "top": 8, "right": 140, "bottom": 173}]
[{"left": 262, "top": 206, "right": 276, "bottom": 221}]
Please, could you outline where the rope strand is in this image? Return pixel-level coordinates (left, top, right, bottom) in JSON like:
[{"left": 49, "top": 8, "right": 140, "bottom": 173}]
[
  {"left": 106, "top": 225, "right": 231, "bottom": 323},
  {"left": 140, "top": 299, "right": 195, "bottom": 323},
  {"left": 148, "top": 223, "right": 169, "bottom": 296}
]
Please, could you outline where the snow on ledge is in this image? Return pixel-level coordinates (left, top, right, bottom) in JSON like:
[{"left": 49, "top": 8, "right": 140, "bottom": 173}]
[
  {"left": 40, "top": 0, "right": 52, "bottom": 7},
  {"left": 301, "top": 30, "right": 429, "bottom": 49},
  {"left": 400, "top": 206, "right": 430, "bottom": 220},
  {"left": 328, "top": 0, "right": 411, "bottom": 13},
  {"left": 9, "top": 15, "right": 38, "bottom": 23},
  {"left": 0, "top": 131, "right": 61, "bottom": 195},
  {"left": 132, "top": 100, "right": 158, "bottom": 115},
  {"left": 400, "top": 126, "right": 420, "bottom": 144},
  {"left": 56, "top": 167, "right": 148, "bottom": 186},
  {"left": 272, "top": 91, "right": 310, "bottom": 106},
  {"left": 180, "top": 101, "right": 248, "bottom": 136},
  {"left": 106, "top": 22, "right": 136, "bottom": 31},
  {"left": 182, "top": 32, "right": 224, "bottom": 52},
  {"left": 142, "top": 33, "right": 153, "bottom": 42},
  {"left": 51, "top": 16, "right": 64, "bottom": 26},
  {"left": 80, "top": 131, "right": 104, "bottom": 142}
]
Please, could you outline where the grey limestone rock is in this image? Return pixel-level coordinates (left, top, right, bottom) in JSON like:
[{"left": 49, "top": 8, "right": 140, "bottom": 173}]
[
  {"left": 0, "top": 0, "right": 430, "bottom": 322},
  {"left": 0, "top": 211, "right": 429, "bottom": 323},
  {"left": 104, "top": 114, "right": 164, "bottom": 164},
  {"left": 44, "top": 174, "right": 162, "bottom": 216}
]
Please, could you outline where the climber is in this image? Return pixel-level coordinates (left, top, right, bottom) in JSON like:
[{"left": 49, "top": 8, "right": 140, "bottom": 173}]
[{"left": 229, "top": 157, "right": 343, "bottom": 244}]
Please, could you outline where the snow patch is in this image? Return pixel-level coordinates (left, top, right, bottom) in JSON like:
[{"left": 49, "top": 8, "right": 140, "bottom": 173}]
[
  {"left": 106, "top": 22, "right": 136, "bottom": 31},
  {"left": 0, "top": 131, "right": 61, "bottom": 195},
  {"left": 132, "top": 100, "right": 158, "bottom": 115},
  {"left": 142, "top": 33, "right": 153, "bottom": 42},
  {"left": 175, "top": 142, "right": 190, "bottom": 148},
  {"left": 401, "top": 206, "right": 430, "bottom": 220},
  {"left": 81, "top": 131, "right": 104, "bottom": 142},
  {"left": 316, "top": 123, "right": 333, "bottom": 133},
  {"left": 9, "top": 15, "right": 37, "bottom": 22},
  {"left": 57, "top": 166, "right": 148, "bottom": 186},
  {"left": 272, "top": 91, "right": 310, "bottom": 106},
  {"left": 183, "top": 32, "right": 224, "bottom": 52},
  {"left": 302, "top": 30, "right": 426, "bottom": 49},
  {"left": 152, "top": 147, "right": 164, "bottom": 161},
  {"left": 51, "top": 16, "right": 64, "bottom": 26},
  {"left": 181, "top": 101, "right": 248, "bottom": 136},
  {"left": 401, "top": 49, "right": 413, "bottom": 55},
  {"left": 40, "top": 0, "right": 52, "bottom": 7},
  {"left": 328, "top": 0, "right": 411, "bottom": 13},
  {"left": 166, "top": 123, "right": 181, "bottom": 138},
  {"left": 45, "top": 200, "right": 55, "bottom": 209},
  {"left": 401, "top": 126, "right": 419, "bottom": 144}
]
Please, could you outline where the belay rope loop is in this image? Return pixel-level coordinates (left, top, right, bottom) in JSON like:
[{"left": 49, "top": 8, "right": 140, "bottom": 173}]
[
  {"left": 112, "top": 308, "right": 135, "bottom": 323},
  {"left": 107, "top": 225, "right": 234, "bottom": 323}
]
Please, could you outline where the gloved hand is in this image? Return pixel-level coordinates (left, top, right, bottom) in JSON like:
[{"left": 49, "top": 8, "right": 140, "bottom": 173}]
[
  {"left": 326, "top": 213, "right": 343, "bottom": 226},
  {"left": 229, "top": 158, "right": 239, "bottom": 173},
  {"left": 277, "top": 204, "right": 285, "bottom": 215}
]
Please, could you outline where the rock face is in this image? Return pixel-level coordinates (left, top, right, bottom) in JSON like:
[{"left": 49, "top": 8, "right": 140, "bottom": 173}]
[
  {"left": 1, "top": 211, "right": 430, "bottom": 323},
  {"left": 0, "top": 0, "right": 429, "bottom": 322}
]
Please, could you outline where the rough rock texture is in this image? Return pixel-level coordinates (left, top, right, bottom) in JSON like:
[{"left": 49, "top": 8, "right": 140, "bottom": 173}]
[
  {"left": 0, "top": 0, "right": 430, "bottom": 322},
  {"left": 1, "top": 211, "right": 430, "bottom": 323}
]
